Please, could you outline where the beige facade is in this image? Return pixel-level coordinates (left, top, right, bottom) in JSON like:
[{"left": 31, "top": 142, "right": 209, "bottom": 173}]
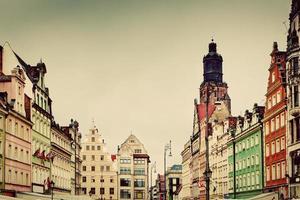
[
  {"left": 51, "top": 123, "right": 72, "bottom": 194},
  {"left": 81, "top": 125, "right": 117, "bottom": 199},
  {"left": 180, "top": 141, "right": 191, "bottom": 200},
  {"left": 117, "top": 134, "right": 150, "bottom": 200}
]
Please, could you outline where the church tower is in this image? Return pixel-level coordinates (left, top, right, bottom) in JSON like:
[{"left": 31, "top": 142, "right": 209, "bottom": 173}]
[{"left": 199, "top": 40, "right": 231, "bottom": 113}]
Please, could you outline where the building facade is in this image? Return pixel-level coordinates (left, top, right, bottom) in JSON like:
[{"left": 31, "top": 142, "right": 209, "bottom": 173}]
[
  {"left": 0, "top": 66, "right": 32, "bottom": 192},
  {"left": 81, "top": 124, "right": 117, "bottom": 199},
  {"left": 61, "top": 120, "right": 82, "bottom": 195},
  {"left": 286, "top": 0, "right": 300, "bottom": 198},
  {"left": 263, "top": 42, "right": 287, "bottom": 198},
  {"left": 180, "top": 141, "right": 191, "bottom": 200},
  {"left": 0, "top": 94, "right": 7, "bottom": 190},
  {"left": 165, "top": 164, "right": 182, "bottom": 200},
  {"left": 51, "top": 122, "right": 72, "bottom": 195},
  {"left": 117, "top": 134, "right": 150, "bottom": 200},
  {"left": 198, "top": 40, "right": 231, "bottom": 200},
  {"left": 227, "top": 104, "right": 265, "bottom": 199}
]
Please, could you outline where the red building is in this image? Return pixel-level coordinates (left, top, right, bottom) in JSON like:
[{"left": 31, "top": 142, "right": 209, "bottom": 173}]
[{"left": 263, "top": 42, "right": 287, "bottom": 198}]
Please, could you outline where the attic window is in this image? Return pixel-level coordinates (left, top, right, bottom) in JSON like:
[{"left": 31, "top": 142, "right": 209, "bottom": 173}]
[{"left": 130, "top": 140, "right": 135, "bottom": 143}]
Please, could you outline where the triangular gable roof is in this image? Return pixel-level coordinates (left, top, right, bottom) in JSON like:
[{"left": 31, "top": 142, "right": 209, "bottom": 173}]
[{"left": 120, "top": 134, "right": 148, "bottom": 154}]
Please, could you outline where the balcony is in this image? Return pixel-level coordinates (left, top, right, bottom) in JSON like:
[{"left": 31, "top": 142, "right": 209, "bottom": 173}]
[{"left": 290, "top": 106, "right": 300, "bottom": 117}]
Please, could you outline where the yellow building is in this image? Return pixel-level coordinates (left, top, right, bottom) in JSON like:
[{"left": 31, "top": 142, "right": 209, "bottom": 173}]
[{"left": 81, "top": 124, "right": 117, "bottom": 199}]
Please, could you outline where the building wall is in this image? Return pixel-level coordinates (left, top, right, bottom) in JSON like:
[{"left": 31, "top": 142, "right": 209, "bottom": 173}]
[
  {"left": 51, "top": 125, "right": 72, "bottom": 194},
  {"left": 81, "top": 125, "right": 117, "bottom": 199},
  {"left": 117, "top": 134, "right": 149, "bottom": 200},
  {"left": 180, "top": 141, "right": 191, "bottom": 200}
]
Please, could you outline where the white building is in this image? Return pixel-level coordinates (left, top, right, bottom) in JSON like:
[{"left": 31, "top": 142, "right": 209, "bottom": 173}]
[
  {"left": 81, "top": 124, "right": 117, "bottom": 199},
  {"left": 117, "top": 134, "right": 150, "bottom": 200}
]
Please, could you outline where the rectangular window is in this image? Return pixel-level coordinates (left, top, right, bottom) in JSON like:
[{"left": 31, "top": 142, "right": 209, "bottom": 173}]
[
  {"left": 271, "top": 141, "right": 275, "bottom": 155},
  {"left": 294, "top": 86, "right": 299, "bottom": 107},
  {"left": 120, "top": 178, "right": 131, "bottom": 187},
  {"left": 268, "top": 98, "right": 272, "bottom": 109},
  {"left": 82, "top": 155, "right": 86, "bottom": 161},
  {"left": 100, "top": 188, "right": 105, "bottom": 195},
  {"left": 91, "top": 166, "right": 95, "bottom": 171},
  {"left": 120, "top": 158, "right": 131, "bottom": 164},
  {"left": 120, "top": 167, "right": 131, "bottom": 175},
  {"left": 92, "top": 155, "right": 95, "bottom": 161},
  {"left": 276, "top": 139, "right": 280, "bottom": 153},
  {"left": 90, "top": 188, "right": 95, "bottom": 194},
  {"left": 134, "top": 179, "right": 145, "bottom": 187},
  {"left": 83, "top": 166, "right": 86, "bottom": 171},
  {"left": 100, "top": 155, "right": 104, "bottom": 161},
  {"left": 277, "top": 90, "right": 281, "bottom": 103},
  {"left": 97, "top": 146, "right": 101, "bottom": 150},
  {"left": 282, "top": 162, "right": 286, "bottom": 179},
  {"left": 272, "top": 95, "right": 276, "bottom": 106},
  {"left": 281, "top": 112, "right": 285, "bottom": 127},
  {"left": 276, "top": 116, "right": 280, "bottom": 130},
  {"left": 266, "top": 144, "right": 270, "bottom": 157},
  {"left": 86, "top": 146, "right": 89, "bottom": 151},
  {"left": 265, "top": 122, "right": 269, "bottom": 135},
  {"left": 91, "top": 146, "right": 95, "bottom": 150},
  {"left": 271, "top": 119, "right": 275, "bottom": 132},
  {"left": 82, "top": 176, "right": 86, "bottom": 182},
  {"left": 281, "top": 137, "right": 285, "bottom": 151},
  {"left": 91, "top": 137, "right": 95, "bottom": 142},
  {"left": 272, "top": 165, "right": 276, "bottom": 180},
  {"left": 110, "top": 188, "right": 114, "bottom": 195},
  {"left": 267, "top": 166, "right": 270, "bottom": 181},
  {"left": 277, "top": 163, "right": 281, "bottom": 180}
]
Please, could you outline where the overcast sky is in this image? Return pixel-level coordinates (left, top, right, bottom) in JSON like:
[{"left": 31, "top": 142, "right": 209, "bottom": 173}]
[{"left": 0, "top": 0, "right": 291, "bottom": 173}]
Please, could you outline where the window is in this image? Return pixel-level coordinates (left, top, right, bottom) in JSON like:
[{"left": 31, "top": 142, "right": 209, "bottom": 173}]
[
  {"left": 82, "top": 155, "right": 86, "bottom": 161},
  {"left": 120, "top": 178, "right": 131, "bottom": 187},
  {"left": 294, "top": 86, "right": 299, "bottom": 107},
  {"left": 91, "top": 137, "right": 95, "bottom": 142},
  {"left": 272, "top": 165, "right": 276, "bottom": 180},
  {"left": 90, "top": 188, "right": 95, "bottom": 194},
  {"left": 272, "top": 71, "right": 275, "bottom": 83},
  {"left": 267, "top": 166, "right": 270, "bottom": 181},
  {"left": 266, "top": 144, "right": 270, "bottom": 157},
  {"left": 91, "top": 146, "right": 95, "bottom": 150},
  {"left": 281, "top": 112, "right": 285, "bottom": 127},
  {"left": 101, "top": 166, "right": 104, "bottom": 171},
  {"left": 120, "top": 189, "right": 131, "bottom": 199},
  {"left": 271, "top": 119, "right": 275, "bottom": 132},
  {"left": 255, "top": 135, "right": 259, "bottom": 145},
  {"left": 91, "top": 176, "right": 95, "bottom": 182},
  {"left": 282, "top": 162, "right": 286, "bottom": 179},
  {"left": 281, "top": 137, "right": 285, "bottom": 151},
  {"left": 268, "top": 98, "right": 272, "bottom": 109},
  {"left": 91, "top": 166, "right": 95, "bottom": 171},
  {"left": 134, "top": 149, "right": 142, "bottom": 153},
  {"left": 256, "top": 172, "right": 259, "bottom": 185},
  {"left": 134, "top": 158, "right": 145, "bottom": 165},
  {"left": 256, "top": 155, "right": 259, "bottom": 165},
  {"left": 100, "top": 188, "right": 105, "bottom": 195},
  {"left": 110, "top": 188, "right": 114, "bottom": 195},
  {"left": 82, "top": 176, "right": 86, "bottom": 182},
  {"left": 265, "top": 122, "right": 269, "bottom": 135},
  {"left": 134, "top": 190, "right": 144, "bottom": 199},
  {"left": 82, "top": 166, "right": 86, "bottom": 171},
  {"left": 134, "top": 179, "right": 145, "bottom": 187},
  {"left": 86, "top": 146, "right": 90, "bottom": 151},
  {"left": 100, "top": 155, "right": 104, "bottom": 161},
  {"left": 272, "top": 95, "right": 276, "bottom": 106},
  {"left": 92, "top": 155, "right": 95, "bottom": 161},
  {"left": 277, "top": 90, "right": 281, "bottom": 103},
  {"left": 120, "top": 158, "right": 131, "bottom": 164},
  {"left": 276, "top": 116, "right": 280, "bottom": 130},
  {"left": 134, "top": 168, "right": 145, "bottom": 175},
  {"left": 271, "top": 141, "right": 275, "bottom": 155},
  {"left": 82, "top": 188, "right": 87, "bottom": 195},
  {"left": 277, "top": 163, "right": 281, "bottom": 180},
  {"left": 276, "top": 139, "right": 280, "bottom": 153},
  {"left": 97, "top": 146, "right": 101, "bottom": 150},
  {"left": 106, "top": 166, "right": 110, "bottom": 171},
  {"left": 120, "top": 167, "right": 131, "bottom": 175}
]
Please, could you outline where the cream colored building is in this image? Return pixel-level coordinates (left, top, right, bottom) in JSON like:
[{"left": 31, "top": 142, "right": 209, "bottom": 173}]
[
  {"left": 117, "top": 134, "right": 150, "bottom": 200},
  {"left": 81, "top": 125, "right": 117, "bottom": 199},
  {"left": 51, "top": 122, "right": 72, "bottom": 195},
  {"left": 208, "top": 102, "right": 230, "bottom": 199},
  {"left": 179, "top": 141, "right": 191, "bottom": 200}
]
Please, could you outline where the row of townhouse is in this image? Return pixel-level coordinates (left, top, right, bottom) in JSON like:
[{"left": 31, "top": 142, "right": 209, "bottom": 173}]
[
  {"left": 0, "top": 42, "right": 82, "bottom": 197},
  {"left": 179, "top": 1, "right": 300, "bottom": 199}
]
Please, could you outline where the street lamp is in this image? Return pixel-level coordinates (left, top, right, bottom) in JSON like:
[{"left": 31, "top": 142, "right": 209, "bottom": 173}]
[
  {"left": 150, "top": 161, "right": 157, "bottom": 200},
  {"left": 164, "top": 140, "right": 172, "bottom": 200},
  {"left": 50, "top": 181, "right": 55, "bottom": 200}
]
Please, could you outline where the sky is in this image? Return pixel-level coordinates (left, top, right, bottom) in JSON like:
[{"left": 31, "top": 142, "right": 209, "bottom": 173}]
[{"left": 0, "top": 0, "right": 291, "bottom": 174}]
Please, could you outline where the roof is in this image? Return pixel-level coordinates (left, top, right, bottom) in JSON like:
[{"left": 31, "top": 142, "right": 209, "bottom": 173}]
[{"left": 197, "top": 103, "right": 216, "bottom": 122}]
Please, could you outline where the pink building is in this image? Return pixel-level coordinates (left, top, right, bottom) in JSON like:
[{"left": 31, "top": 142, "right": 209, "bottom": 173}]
[{"left": 0, "top": 43, "right": 33, "bottom": 192}]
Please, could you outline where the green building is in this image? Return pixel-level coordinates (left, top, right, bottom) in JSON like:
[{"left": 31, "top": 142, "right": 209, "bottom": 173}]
[{"left": 227, "top": 104, "right": 264, "bottom": 199}]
